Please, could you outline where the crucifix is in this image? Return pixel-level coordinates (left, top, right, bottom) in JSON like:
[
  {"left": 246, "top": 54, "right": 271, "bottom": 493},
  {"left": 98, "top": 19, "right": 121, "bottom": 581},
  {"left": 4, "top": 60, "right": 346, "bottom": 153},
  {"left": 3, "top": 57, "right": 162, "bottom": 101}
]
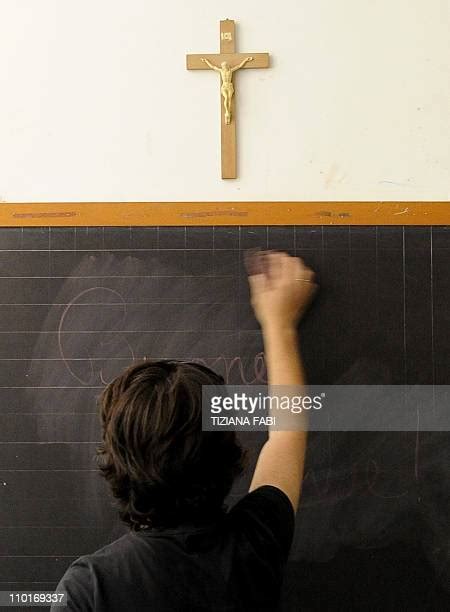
[{"left": 186, "top": 20, "right": 270, "bottom": 179}]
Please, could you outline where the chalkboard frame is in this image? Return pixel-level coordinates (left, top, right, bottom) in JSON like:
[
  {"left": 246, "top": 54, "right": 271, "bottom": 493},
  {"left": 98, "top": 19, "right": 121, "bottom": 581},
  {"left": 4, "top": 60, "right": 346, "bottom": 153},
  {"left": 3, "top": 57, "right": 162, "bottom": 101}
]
[{"left": 0, "top": 201, "right": 448, "bottom": 226}]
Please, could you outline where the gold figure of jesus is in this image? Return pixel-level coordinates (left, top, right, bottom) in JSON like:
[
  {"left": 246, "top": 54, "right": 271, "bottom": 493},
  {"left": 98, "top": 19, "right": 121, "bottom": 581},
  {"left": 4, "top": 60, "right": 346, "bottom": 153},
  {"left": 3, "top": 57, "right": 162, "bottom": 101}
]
[{"left": 201, "top": 57, "right": 253, "bottom": 124}]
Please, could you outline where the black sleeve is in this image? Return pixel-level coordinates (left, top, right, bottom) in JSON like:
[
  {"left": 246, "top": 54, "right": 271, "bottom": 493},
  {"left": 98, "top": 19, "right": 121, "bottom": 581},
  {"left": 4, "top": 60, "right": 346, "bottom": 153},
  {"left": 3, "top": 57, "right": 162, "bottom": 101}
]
[
  {"left": 228, "top": 485, "right": 296, "bottom": 564},
  {"left": 51, "top": 559, "right": 93, "bottom": 611}
]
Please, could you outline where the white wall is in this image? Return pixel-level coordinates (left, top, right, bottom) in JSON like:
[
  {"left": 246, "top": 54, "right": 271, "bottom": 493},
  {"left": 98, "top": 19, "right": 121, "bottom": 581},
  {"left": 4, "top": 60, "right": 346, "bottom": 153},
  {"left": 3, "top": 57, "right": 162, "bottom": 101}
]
[{"left": 0, "top": 0, "right": 448, "bottom": 202}]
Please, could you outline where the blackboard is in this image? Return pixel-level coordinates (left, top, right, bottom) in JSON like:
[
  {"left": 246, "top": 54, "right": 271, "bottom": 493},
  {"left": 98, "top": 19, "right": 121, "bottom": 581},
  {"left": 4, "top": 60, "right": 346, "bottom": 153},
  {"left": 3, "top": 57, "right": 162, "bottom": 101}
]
[{"left": 0, "top": 225, "right": 449, "bottom": 610}]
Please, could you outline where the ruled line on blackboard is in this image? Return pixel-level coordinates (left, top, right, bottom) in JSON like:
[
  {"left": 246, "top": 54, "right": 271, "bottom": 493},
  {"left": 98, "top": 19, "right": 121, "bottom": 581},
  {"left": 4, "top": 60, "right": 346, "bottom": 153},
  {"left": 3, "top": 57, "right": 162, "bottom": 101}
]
[
  {"left": 0, "top": 386, "right": 103, "bottom": 389},
  {"left": 0, "top": 527, "right": 107, "bottom": 530},
  {"left": 0, "top": 358, "right": 176, "bottom": 361},
  {"left": 0, "top": 248, "right": 246, "bottom": 252},
  {"left": 0, "top": 581, "right": 65, "bottom": 584},
  {"left": 0, "top": 302, "right": 237, "bottom": 306},
  {"left": 402, "top": 228, "right": 407, "bottom": 384},
  {"left": 0, "top": 330, "right": 236, "bottom": 333},
  {"left": 430, "top": 229, "right": 435, "bottom": 387},
  {"left": 0, "top": 469, "right": 98, "bottom": 472},
  {"left": 0, "top": 276, "right": 230, "bottom": 279}
]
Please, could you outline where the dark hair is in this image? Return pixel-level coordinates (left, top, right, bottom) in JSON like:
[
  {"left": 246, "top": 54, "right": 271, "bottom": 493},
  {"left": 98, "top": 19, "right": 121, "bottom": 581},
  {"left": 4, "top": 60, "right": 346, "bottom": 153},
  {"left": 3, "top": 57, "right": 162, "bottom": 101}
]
[{"left": 96, "top": 360, "right": 246, "bottom": 531}]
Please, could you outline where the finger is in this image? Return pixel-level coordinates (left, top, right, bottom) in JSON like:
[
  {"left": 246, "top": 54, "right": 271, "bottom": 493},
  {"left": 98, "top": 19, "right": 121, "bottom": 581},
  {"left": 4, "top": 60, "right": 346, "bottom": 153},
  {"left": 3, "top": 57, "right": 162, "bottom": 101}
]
[
  {"left": 278, "top": 252, "right": 296, "bottom": 281},
  {"left": 248, "top": 273, "right": 266, "bottom": 295},
  {"left": 244, "top": 248, "right": 264, "bottom": 276},
  {"left": 293, "top": 257, "right": 315, "bottom": 280},
  {"left": 266, "top": 251, "right": 286, "bottom": 281}
]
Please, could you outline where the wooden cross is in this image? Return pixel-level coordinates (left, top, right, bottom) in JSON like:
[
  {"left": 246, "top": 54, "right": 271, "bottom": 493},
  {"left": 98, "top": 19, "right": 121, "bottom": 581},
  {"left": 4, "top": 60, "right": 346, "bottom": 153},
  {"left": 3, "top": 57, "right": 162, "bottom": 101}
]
[{"left": 186, "top": 20, "right": 270, "bottom": 179}]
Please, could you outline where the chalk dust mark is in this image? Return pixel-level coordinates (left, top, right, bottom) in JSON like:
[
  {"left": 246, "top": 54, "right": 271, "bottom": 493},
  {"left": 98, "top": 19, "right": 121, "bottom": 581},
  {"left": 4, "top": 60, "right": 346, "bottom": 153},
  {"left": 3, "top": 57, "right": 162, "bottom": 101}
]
[
  {"left": 316, "top": 211, "right": 333, "bottom": 217},
  {"left": 13, "top": 211, "right": 77, "bottom": 219},
  {"left": 315, "top": 211, "right": 350, "bottom": 219},
  {"left": 180, "top": 210, "right": 248, "bottom": 219}
]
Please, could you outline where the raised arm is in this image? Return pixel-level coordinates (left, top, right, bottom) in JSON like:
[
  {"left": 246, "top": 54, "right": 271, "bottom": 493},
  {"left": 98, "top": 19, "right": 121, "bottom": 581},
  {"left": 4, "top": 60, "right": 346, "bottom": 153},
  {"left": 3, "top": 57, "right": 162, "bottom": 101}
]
[
  {"left": 201, "top": 58, "right": 221, "bottom": 72},
  {"left": 231, "top": 56, "right": 253, "bottom": 72},
  {"left": 247, "top": 251, "right": 317, "bottom": 512}
]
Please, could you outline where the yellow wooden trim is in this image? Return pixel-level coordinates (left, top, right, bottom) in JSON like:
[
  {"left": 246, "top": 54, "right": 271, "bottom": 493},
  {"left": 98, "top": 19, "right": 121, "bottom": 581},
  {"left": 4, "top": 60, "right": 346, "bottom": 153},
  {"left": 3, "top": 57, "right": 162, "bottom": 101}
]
[{"left": 0, "top": 202, "right": 448, "bottom": 226}]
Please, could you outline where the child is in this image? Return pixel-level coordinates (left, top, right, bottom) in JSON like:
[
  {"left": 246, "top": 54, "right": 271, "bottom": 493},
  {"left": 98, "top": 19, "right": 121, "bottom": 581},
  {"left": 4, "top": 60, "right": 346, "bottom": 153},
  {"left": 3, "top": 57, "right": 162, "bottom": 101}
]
[{"left": 53, "top": 251, "right": 317, "bottom": 611}]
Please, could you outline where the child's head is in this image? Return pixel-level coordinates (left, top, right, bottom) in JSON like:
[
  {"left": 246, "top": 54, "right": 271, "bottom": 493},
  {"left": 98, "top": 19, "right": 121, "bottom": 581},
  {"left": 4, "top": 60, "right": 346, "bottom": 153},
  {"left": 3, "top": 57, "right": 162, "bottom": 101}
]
[{"left": 96, "top": 360, "right": 245, "bottom": 530}]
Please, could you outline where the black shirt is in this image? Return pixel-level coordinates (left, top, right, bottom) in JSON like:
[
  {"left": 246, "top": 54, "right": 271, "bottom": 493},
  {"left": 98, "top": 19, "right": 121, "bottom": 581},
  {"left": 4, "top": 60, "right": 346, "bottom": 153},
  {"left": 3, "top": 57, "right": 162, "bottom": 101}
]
[{"left": 53, "top": 485, "right": 295, "bottom": 612}]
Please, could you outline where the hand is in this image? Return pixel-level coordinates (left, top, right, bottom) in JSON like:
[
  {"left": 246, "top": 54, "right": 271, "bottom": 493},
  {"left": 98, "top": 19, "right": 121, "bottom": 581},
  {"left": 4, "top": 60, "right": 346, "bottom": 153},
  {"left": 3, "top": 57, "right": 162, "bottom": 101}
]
[
  {"left": 247, "top": 56, "right": 253, "bottom": 61},
  {"left": 201, "top": 58, "right": 206, "bottom": 62},
  {"left": 246, "top": 251, "right": 317, "bottom": 330}
]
